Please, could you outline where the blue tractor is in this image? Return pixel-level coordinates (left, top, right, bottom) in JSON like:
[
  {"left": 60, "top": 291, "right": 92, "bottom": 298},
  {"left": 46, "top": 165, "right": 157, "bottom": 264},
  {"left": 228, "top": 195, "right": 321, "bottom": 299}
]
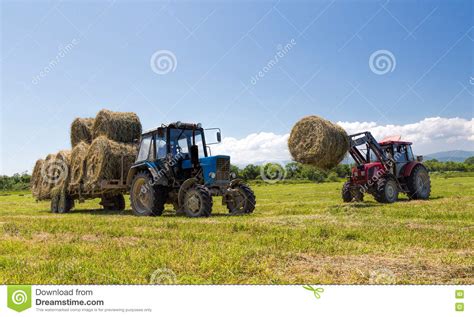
[{"left": 126, "top": 122, "right": 256, "bottom": 217}]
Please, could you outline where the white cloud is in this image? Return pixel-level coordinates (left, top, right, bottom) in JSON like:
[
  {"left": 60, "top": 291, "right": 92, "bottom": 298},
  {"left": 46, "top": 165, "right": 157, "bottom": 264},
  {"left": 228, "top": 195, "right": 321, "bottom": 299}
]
[{"left": 212, "top": 117, "right": 474, "bottom": 165}]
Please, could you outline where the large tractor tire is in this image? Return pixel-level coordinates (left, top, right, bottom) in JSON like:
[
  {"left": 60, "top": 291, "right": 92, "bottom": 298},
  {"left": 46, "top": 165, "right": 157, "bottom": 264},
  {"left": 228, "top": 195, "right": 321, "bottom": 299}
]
[
  {"left": 341, "top": 181, "right": 364, "bottom": 202},
  {"left": 226, "top": 183, "right": 256, "bottom": 214},
  {"left": 373, "top": 176, "right": 399, "bottom": 203},
  {"left": 406, "top": 164, "right": 431, "bottom": 199},
  {"left": 182, "top": 185, "right": 212, "bottom": 218},
  {"left": 130, "top": 171, "right": 166, "bottom": 216}
]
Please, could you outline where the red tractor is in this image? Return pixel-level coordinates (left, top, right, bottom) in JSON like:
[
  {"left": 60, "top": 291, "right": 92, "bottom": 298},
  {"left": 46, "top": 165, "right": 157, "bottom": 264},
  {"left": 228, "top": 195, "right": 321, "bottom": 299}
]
[{"left": 342, "top": 132, "right": 431, "bottom": 203}]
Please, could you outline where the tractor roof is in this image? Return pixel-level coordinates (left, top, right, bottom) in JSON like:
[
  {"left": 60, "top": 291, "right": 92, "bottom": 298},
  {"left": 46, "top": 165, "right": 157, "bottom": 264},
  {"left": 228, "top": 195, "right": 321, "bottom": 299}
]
[
  {"left": 379, "top": 140, "right": 412, "bottom": 146},
  {"left": 142, "top": 122, "right": 202, "bottom": 135},
  {"left": 378, "top": 135, "right": 412, "bottom": 146}
]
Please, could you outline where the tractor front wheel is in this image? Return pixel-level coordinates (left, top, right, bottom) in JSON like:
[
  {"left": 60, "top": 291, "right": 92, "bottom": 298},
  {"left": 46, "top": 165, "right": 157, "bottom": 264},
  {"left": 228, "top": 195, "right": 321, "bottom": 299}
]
[
  {"left": 182, "top": 185, "right": 212, "bottom": 217},
  {"left": 407, "top": 165, "right": 431, "bottom": 200},
  {"left": 226, "top": 183, "right": 256, "bottom": 214},
  {"left": 373, "top": 177, "right": 399, "bottom": 203},
  {"left": 130, "top": 171, "right": 165, "bottom": 216},
  {"left": 342, "top": 181, "right": 364, "bottom": 202}
]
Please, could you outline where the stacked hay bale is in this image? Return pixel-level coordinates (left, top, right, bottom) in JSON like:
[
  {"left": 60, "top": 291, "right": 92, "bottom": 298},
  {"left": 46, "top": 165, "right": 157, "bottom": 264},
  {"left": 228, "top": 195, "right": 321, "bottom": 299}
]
[
  {"left": 69, "top": 141, "right": 90, "bottom": 187},
  {"left": 50, "top": 150, "right": 72, "bottom": 198},
  {"left": 31, "top": 109, "right": 141, "bottom": 201},
  {"left": 288, "top": 116, "right": 349, "bottom": 170},
  {"left": 92, "top": 109, "right": 141, "bottom": 143},
  {"left": 84, "top": 136, "right": 138, "bottom": 191},
  {"left": 30, "top": 159, "right": 44, "bottom": 199},
  {"left": 70, "top": 117, "right": 94, "bottom": 147}
]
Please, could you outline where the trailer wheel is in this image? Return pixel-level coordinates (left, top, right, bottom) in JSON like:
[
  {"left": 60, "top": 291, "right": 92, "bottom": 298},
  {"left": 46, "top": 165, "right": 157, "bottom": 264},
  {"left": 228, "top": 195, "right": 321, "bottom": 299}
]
[
  {"left": 58, "top": 193, "right": 74, "bottom": 213},
  {"left": 130, "top": 171, "right": 164, "bottom": 216},
  {"left": 111, "top": 194, "right": 125, "bottom": 211},
  {"left": 406, "top": 164, "right": 431, "bottom": 200},
  {"left": 182, "top": 185, "right": 212, "bottom": 218},
  {"left": 342, "top": 181, "right": 364, "bottom": 202},
  {"left": 373, "top": 177, "right": 398, "bottom": 203},
  {"left": 226, "top": 183, "right": 256, "bottom": 214},
  {"left": 51, "top": 194, "right": 59, "bottom": 213}
]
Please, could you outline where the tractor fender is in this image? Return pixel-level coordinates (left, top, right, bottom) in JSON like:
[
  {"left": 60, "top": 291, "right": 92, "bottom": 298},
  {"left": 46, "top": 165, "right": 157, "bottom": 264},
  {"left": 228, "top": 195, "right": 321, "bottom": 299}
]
[
  {"left": 229, "top": 178, "right": 245, "bottom": 188},
  {"left": 401, "top": 161, "right": 422, "bottom": 177},
  {"left": 126, "top": 163, "right": 161, "bottom": 186},
  {"left": 178, "top": 178, "right": 199, "bottom": 207}
]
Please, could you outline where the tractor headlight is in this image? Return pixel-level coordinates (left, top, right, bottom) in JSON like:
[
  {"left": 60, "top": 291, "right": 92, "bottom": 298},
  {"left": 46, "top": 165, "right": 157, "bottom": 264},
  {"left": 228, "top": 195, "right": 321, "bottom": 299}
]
[
  {"left": 209, "top": 172, "right": 216, "bottom": 179},
  {"left": 230, "top": 172, "right": 236, "bottom": 179}
]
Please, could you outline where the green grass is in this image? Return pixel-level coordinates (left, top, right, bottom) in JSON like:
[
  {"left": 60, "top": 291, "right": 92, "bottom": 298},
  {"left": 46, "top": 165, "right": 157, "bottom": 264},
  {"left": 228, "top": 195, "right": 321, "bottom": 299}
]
[{"left": 0, "top": 177, "right": 472, "bottom": 284}]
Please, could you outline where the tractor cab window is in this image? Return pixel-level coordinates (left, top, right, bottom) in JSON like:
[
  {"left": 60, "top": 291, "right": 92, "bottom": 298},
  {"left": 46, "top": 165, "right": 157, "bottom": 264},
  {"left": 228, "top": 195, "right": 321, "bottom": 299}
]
[
  {"left": 155, "top": 134, "right": 167, "bottom": 159},
  {"left": 394, "top": 145, "right": 408, "bottom": 162},
  {"left": 136, "top": 135, "right": 152, "bottom": 162},
  {"left": 406, "top": 146, "right": 415, "bottom": 161},
  {"left": 169, "top": 128, "right": 206, "bottom": 159}
]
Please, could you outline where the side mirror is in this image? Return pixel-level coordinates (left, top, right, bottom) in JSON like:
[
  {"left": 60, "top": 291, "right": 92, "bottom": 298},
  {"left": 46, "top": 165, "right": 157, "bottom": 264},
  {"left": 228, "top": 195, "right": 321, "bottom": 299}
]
[{"left": 217, "top": 132, "right": 221, "bottom": 143}]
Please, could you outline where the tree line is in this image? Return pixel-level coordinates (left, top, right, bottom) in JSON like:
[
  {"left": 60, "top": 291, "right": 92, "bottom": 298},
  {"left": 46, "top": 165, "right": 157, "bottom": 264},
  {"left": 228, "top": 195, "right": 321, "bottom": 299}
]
[{"left": 1, "top": 157, "right": 473, "bottom": 190}]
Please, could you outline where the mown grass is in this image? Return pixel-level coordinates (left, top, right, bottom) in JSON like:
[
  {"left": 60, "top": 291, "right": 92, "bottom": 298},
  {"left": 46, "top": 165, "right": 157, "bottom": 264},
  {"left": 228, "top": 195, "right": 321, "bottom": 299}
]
[{"left": 0, "top": 177, "right": 472, "bottom": 284}]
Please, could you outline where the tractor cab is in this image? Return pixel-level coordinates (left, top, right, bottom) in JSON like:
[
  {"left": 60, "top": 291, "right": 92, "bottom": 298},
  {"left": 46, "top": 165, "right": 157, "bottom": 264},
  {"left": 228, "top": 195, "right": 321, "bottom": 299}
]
[{"left": 127, "top": 122, "right": 256, "bottom": 217}]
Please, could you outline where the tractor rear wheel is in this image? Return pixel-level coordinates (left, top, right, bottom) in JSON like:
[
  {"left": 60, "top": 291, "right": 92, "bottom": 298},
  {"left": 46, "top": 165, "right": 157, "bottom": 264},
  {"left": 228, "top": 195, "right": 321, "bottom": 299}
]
[
  {"left": 182, "top": 185, "right": 212, "bottom": 218},
  {"left": 406, "top": 164, "right": 431, "bottom": 200},
  {"left": 130, "top": 171, "right": 165, "bottom": 216},
  {"left": 373, "top": 177, "right": 398, "bottom": 203},
  {"left": 226, "top": 183, "right": 256, "bottom": 214},
  {"left": 342, "top": 181, "right": 364, "bottom": 202}
]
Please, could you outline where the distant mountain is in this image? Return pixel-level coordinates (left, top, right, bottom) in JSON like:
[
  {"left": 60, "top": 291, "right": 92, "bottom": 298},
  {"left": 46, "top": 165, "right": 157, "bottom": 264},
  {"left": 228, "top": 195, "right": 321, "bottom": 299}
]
[{"left": 423, "top": 150, "right": 474, "bottom": 162}]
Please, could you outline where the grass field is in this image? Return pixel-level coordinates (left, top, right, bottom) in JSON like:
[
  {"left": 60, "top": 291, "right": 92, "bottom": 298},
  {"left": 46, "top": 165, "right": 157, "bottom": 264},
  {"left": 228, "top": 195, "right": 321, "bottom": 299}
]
[{"left": 0, "top": 176, "right": 472, "bottom": 284}]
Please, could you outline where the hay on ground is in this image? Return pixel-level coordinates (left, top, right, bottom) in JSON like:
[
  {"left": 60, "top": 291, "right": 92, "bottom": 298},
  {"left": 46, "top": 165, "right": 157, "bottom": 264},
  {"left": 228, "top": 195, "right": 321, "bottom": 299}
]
[
  {"left": 69, "top": 142, "right": 90, "bottom": 187},
  {"left": 70, "top": 117, "right": 94, "bottom": 147},
  {"left": 288, "top": 116, "right": 349, "bottom": 170},
  {"left": 92, "top": 109, "right": 142, "bottom": 143},
  {"left": 31, "top": 159, "right": 44, "bottom": 199},
  {"left": 84, "top": 136, "right": 138, "bottom": 190}
]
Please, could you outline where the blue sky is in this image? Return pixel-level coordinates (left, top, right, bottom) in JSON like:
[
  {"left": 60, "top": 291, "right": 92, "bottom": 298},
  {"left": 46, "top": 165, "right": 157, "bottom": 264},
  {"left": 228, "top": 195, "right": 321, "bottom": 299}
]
[{"left": 1, "top": 0, "right": 473, "bottom": 174}]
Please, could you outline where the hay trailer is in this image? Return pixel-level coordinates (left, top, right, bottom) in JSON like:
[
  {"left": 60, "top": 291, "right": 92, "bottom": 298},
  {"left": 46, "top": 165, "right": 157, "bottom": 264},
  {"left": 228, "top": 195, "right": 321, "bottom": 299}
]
[
  {"left": 342, "top": 132, "right": 431, "bottom": 203},
  {"left": 53, "top": 157, "right": 130, "bottom": 213}
]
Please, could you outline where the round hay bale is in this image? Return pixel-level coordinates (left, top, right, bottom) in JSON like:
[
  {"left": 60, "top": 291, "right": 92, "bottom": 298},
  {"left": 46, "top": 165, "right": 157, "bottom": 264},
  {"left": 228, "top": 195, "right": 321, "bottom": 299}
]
[
  {"left": 53, "top": 150, "right": 71, "bottom": 190},
  {"left": 31, "top": 159, "right": 44, "bottom": 199},
  {"left": 84, "top": 136, "right": 138, "bottom": 190},
  {"left": 69, "top": 141, "right": 90, "bottom": 186},
  {"left": 288, "top": 116, "right": 349, "bottom": 170},
  {"left": 92, "top": 109, "right": 142, "bottom": 143},
  {"left": 38, "top": 153, "right": 56, "bottom": 200},
  {"left": 70, "top": 117, "right": 94, "bottom": 147}
]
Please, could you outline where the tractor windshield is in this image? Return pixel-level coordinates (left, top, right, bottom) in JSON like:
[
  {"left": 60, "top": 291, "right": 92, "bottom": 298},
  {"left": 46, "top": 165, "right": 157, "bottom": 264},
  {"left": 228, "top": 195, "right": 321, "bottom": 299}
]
[{"left": 169, "top": 128, "right": 206, "bottom": 159}]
